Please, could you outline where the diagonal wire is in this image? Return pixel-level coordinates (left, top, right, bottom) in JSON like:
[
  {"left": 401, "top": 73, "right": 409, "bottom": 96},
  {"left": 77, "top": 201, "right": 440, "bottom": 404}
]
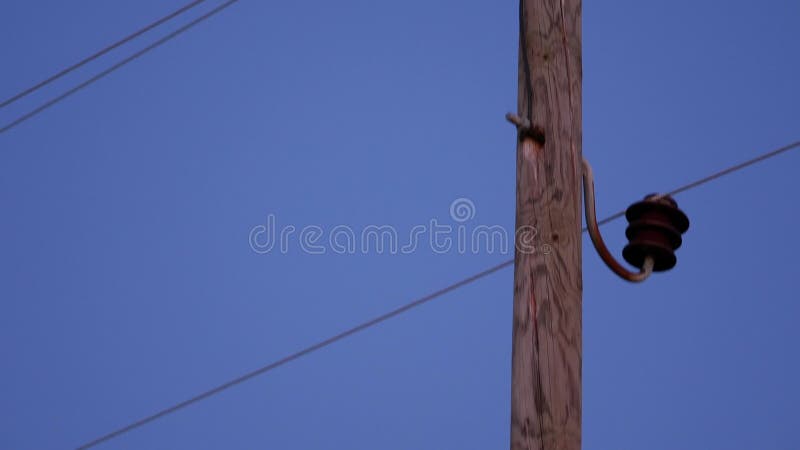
[
  {"left": 73, "top": 139, "right": 800, "bottom": 449},
  {"left": 595, "top": 140, "right": 800, "bottom": 227},
  {"left": 74, "top": 259, "right": 514, "bottom": 450},
  {"left": 0, "top": 0, "right": 207, "bottom": 109},
  {"left": 0, "top": 0, "right": 241, "bottom": 135}
]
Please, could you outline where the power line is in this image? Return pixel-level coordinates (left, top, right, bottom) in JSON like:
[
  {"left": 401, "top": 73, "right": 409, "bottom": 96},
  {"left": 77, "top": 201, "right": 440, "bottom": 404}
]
[
  {"left": 0, "top": 0, "right": 241, "bottom": 135},
  {"left": 0, "top": 0, "right": 206, "bottom": 109},
  {"left": 73, "top": 139, "right": 799, "bottom": 449},
  {"left": 665, "top": 140, "right": 800, "bottom": 197},
  {"left": 73, "top": 259, "right": 514, "bottom": 450},
  {"left": 594, "top": 139, "right": 800, "bottom": 227}
]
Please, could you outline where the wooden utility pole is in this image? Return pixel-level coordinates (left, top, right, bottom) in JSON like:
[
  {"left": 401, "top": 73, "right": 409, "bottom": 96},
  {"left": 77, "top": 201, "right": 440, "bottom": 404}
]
[{"left": 510, "top": 0, "right": 582, "bottom": 449}]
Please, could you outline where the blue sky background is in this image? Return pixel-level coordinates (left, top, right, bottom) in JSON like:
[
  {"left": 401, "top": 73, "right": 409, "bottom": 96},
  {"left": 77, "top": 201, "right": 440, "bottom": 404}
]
[{"left": 1, "top": 1, "right": 799, "bottom": 449}]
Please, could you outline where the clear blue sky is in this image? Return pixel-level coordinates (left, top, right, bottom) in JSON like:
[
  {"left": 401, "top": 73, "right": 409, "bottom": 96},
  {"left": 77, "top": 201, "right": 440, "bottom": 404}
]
[{"left": 2, "top": 1, "right": 799, "bottom": 449}]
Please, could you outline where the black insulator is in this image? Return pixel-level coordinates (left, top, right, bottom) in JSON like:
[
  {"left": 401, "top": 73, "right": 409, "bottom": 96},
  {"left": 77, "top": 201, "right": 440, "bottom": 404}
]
[{"left": 622, "top": 194, "right": 689, "bottom": 272}]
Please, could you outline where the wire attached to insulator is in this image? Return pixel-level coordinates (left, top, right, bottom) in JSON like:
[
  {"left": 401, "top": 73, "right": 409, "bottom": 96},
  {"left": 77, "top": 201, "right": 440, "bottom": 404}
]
[{"left": 505, "top": 112, "right": 685, "bottom": 282}]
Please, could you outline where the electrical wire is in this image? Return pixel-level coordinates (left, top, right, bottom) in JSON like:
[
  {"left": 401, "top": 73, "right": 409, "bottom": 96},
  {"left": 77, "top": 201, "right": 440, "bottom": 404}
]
[
  {"left": 0, "top": 0, "right": 207, "bottom": 109},
  {"left": 73, "top": 139, "right": 800, "bottom": 449},
  {"left": 74, "top": 259, "right": 513, "bottom": 450},
  {"left": 0, "top": 0, "right": 241, "bottom": 135},
  {"left": 594, "top": 139, "right": 800, "bottom": 227}
]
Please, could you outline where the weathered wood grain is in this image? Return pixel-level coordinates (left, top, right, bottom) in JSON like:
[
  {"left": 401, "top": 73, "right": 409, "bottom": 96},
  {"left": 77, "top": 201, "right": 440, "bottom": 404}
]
[{"left": 510, "top": 0, "right": 582, "bottom": 449}]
